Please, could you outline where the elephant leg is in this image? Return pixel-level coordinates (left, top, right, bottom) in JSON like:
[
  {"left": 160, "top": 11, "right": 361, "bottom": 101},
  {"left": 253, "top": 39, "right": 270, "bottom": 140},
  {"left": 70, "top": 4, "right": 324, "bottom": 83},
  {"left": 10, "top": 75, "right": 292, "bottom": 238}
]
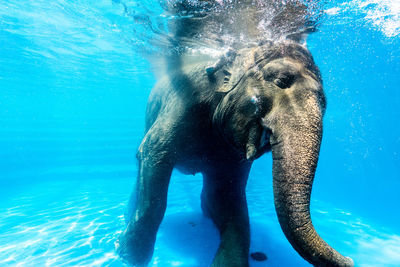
[
  {"left": 116, "top": 125, "right": 175, "bottom": 266},
  {"left": 201, "top": 163, "right": 251, "bottom": 267}
]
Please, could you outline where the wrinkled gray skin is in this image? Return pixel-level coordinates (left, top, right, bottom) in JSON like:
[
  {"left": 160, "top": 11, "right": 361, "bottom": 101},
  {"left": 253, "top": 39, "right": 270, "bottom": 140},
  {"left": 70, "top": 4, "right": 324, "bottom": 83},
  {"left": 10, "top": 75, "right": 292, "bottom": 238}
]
[{"left": 115, "top": 41, "right": 354, "bottom": 267}]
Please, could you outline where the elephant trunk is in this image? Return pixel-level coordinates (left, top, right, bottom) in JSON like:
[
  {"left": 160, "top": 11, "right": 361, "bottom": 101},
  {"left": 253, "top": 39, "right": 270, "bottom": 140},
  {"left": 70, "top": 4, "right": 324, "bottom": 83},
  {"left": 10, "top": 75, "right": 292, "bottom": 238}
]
[{"left": 266, "top": 103, "right": 353, "bottom": 267}]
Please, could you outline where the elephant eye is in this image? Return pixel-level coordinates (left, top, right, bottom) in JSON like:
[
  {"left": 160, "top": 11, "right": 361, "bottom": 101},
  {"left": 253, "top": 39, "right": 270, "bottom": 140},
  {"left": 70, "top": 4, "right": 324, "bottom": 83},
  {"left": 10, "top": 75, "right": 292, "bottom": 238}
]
[
  {"left": 263, "top": 66, "right": 297, "bottom": 89},
  {"left": 273, "top": 74, "right": 295, "bottom": 89}
]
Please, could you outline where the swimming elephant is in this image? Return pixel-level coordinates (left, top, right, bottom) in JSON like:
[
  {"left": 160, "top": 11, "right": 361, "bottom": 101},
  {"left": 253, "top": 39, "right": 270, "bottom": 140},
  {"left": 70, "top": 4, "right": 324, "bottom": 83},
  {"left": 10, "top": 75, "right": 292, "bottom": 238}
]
[{"left": 116, "top": 41, "right": 354, "bottom": 267}]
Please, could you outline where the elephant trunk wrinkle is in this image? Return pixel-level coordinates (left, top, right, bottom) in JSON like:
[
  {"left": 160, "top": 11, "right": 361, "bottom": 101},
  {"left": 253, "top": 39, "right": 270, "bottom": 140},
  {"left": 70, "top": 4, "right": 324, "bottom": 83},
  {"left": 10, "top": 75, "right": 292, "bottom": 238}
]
[{"left": 271, "top": 119, "right": 353, "bottom": 267}]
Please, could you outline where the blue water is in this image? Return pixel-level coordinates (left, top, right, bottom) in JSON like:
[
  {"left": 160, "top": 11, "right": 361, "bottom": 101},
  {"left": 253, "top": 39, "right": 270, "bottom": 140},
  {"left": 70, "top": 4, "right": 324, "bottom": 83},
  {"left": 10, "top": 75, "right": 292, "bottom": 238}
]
[{"left": 0, "top": 0, "right": 399, "bottom": 266}]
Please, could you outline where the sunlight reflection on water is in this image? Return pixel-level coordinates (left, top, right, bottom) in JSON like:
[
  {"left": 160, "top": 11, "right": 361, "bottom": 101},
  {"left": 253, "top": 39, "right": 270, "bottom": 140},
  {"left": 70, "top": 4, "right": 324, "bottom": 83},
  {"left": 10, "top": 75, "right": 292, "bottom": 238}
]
[{"left": 0, "top": 174, "right": 399, "bottom": 266}]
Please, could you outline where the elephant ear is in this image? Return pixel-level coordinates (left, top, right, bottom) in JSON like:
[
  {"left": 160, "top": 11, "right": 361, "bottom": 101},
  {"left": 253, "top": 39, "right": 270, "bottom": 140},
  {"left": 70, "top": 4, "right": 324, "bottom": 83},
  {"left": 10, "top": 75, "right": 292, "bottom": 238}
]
[{"left": 206, "top": 48, "right": 259, "bottom": 93}]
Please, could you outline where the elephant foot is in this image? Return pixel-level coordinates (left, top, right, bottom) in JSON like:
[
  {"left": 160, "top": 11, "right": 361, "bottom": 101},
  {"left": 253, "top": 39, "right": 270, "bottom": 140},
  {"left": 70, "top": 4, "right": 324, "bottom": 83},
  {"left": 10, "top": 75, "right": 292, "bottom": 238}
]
[{"left": 115, "top": 220, "right": 155, "bottom": 267}]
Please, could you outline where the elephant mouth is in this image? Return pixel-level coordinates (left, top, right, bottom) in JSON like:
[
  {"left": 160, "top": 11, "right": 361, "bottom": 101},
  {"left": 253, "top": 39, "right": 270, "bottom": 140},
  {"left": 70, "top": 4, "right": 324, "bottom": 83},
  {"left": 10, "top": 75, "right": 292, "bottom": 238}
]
[
  {"left": 246, "top": 126, "right": 272, "bottom": 161},
  {"left": 258, "top": 128, "right": 273, "bottom": 153},
  {"left": 262, "top": 128, "right": 272, "bottom": 146}
]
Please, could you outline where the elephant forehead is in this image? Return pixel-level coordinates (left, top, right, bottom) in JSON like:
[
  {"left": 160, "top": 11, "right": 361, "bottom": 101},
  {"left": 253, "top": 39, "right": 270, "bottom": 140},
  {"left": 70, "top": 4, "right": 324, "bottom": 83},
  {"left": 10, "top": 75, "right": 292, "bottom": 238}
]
[
  {"left": 264, "top": 58, "right": 302, "bottom": 74},
  {"left": 216, "top": 49, "right": 266, "bottom": 93},
  {"left": 216, "top": 43, "right": 317, "bottom": 93}
]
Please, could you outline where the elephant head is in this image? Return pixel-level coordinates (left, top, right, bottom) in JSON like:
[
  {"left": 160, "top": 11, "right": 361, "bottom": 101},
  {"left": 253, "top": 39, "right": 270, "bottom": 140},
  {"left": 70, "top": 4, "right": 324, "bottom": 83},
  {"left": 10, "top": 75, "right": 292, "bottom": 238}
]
[{"left": 212, "top": 42, "right": 353, "bottom": 267}]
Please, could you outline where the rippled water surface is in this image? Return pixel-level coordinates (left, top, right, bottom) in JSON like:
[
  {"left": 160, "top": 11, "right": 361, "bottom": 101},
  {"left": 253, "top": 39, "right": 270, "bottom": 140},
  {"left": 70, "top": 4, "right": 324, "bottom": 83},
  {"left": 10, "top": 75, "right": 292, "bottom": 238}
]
[{"left": 1, "top": 0, "right": 399, "bottom": 266}]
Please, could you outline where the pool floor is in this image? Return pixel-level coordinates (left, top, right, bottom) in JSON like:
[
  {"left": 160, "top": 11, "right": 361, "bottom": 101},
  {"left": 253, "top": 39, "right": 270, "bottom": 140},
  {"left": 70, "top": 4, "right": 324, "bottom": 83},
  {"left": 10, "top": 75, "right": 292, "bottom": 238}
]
[{"left": 0, "top": 174, "right": 399, "bottom": 266}]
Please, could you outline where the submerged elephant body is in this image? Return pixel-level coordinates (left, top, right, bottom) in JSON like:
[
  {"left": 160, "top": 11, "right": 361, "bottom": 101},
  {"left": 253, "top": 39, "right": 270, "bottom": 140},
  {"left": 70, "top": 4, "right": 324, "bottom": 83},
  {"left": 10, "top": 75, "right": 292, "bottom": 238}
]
[{"left": 116, "top": 41, "right": 353, "bottom": 267}]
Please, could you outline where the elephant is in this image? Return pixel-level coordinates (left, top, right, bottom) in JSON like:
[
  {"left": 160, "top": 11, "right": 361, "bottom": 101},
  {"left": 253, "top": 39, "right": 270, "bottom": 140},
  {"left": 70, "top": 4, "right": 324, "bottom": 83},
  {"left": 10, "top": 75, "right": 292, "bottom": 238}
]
[{"left": 115, "top": 39, "right": 354, "bottom": 267}]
